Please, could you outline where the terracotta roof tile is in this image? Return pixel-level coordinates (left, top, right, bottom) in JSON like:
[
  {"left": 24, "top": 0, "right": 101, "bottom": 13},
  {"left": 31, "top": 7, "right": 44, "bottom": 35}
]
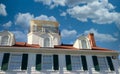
[
  {"left": 54, "top": 44, "right": 78, "bottom": 50},
  {"left": 13, "top": 42, "right": 40, "bottom": 48},
  {"left": 92, "top": 46, "right": 114, "bottom": 51},
  {"left": 0, "top": 42, "right": 115, "bottom": 51}
]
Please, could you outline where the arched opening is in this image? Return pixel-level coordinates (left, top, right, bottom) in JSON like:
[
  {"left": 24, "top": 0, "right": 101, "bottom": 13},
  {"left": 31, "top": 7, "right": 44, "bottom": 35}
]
[
  {"left": 44, "top": 38, "right": 50, "bottom": 47},
  {"left": 33, "top": 24, "right": 37, "bottom": 32},
  {"left": 81, "top": 40, "right": 87, "bottom": 49},
  {"left": 1, "top": 36, "right": 9, "bottom": 45}
]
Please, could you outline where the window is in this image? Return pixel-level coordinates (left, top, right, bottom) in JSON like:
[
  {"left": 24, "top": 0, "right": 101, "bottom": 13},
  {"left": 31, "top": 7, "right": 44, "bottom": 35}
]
[
  {"left": 66, "top": 55, "right": 87, "bottom": 71},
  {"left": 81, "top": 40, "right": 87, "bottom": 49},
  {"left": 44, "top": 38, "right": 50, "bottom": 47},
  {"left": 92, "top": 56, "right": 112, "bottom": 71},
  {"left": 8, "top": 54, "right": 22, "bottom": 70},
  {"left": 36, "top": 54, "right": 59, "bottom": 71},
  {"left": 71, "top": 56, "right": 82, "bottom": 70},
  {"left": 1, "top": 36, "right": 9, "bottom": 45},
  {"left": 42, "top": 55, "right": 53, "bottom": 70},
  {"left": 33, "top": 24, "right": 37, "bottom": 32},
  {"left": 98, "top": 57, "right": 108, "bottom": 70}
]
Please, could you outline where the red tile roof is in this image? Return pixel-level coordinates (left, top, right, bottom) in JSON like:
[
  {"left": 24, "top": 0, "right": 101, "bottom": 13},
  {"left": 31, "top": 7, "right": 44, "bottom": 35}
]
[
  {"left": 92, "top": 46, "right": 114, "bottom": 51},
  {"left": 13, "top": 42, "right": 40, "bottom": 48},
  {"left": 54, "top": 45, "right": 78, "bottom": 50},
  {"left": 0, "top": 42, "right": 115, "bottom": 52}
]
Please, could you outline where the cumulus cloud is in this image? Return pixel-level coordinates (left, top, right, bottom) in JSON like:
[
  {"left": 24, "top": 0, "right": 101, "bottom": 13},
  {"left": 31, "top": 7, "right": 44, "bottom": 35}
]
[
  {"left": 84, "top": 28, "right": 117, "bottom": 42},
  {"left": 12, "top": 31, "right": 27, "bottom": 42},
  {"left": 0, "top": 3, "right": 7, "bottom": 16},
  {"left": 15, "top": 13, "right": 57, "bottom": 30},
  {"left": 35, "top": 15, "right": 56, "bottom": 21},
  {"left": 60, "top": 12, "right": 67, "bottom": 16},
  {"left": 67, "top": 0, "right": 120, "bottom": 29},
  {"left": 34, "top": 0, "right": 66, "bottom": 8},
  {"left": 3, "top": 21, "right": 12, "bottom": 28},
  {"left": 15, "top": 13, "right": 34, "bottom": 29},
  {"left": 61, "top": 29, "right": 77, "bottom": 38},
  {"left": 34, "top": 0, "right": 120, "bottom": 29}
]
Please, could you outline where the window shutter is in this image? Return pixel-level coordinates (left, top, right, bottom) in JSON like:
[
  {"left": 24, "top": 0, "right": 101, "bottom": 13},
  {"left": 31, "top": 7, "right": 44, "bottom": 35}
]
[
  {"left": 1, "top": 53, "right": 10, "bottom": 71},
  {"left": 21, "top": 54, "right": 28, "bottom": 70},
  {"left": 53, "top": 55, "right": 59, "bottom": 70},
  {"left": 36, "top": 54, "right": 42, "bottom": 71},
  {"left": 106, "top": 56, "right": 114, "bottom": 71},
  {"left": 65, "top": 55, "right": 72, "bottom": 71},
  {"left": 92, "top": 56, "right": 100, "bottom": 71},
  {"left": 81, "top": 55, "right": 88, "bottom": 70}
]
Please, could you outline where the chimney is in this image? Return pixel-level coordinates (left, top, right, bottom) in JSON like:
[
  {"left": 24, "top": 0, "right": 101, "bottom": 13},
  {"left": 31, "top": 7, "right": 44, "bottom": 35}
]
[{"left": 88, "top": 33, "right": 96, "bottom": 47}]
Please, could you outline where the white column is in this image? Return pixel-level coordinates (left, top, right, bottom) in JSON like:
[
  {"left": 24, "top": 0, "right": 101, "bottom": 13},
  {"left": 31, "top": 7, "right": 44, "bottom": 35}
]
[
  {"left": 0, "top": 53, "right": 3, "bottom": 70},
  {"left": 27, "top": 53, "right": 36, "bottom": 74},
  {"left": 86, "top": 55, "right": 94, "bottom": 74},
  {"left": 59, "top": 54, "right": 66, "bottom": 74}
]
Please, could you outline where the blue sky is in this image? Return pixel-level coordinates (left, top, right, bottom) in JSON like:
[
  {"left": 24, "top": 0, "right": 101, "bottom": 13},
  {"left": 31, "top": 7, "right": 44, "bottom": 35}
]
[{"left": 0, "top": 0, "right": 120, "bottom": 51}]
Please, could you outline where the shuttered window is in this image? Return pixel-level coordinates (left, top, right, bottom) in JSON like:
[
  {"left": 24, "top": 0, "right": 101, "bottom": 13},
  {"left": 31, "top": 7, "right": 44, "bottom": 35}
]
[
  {"left": 92, "top": 56, "right": 100, "bottom": 71},
  {"left": 36, "top": 54, "right": 59, "bottom": 71},
  {"left": 66, "top": 55, "right": 87, "bottom": 71},
  {"left": 21, "top": 54, "right": 28, "bottom": 70},
  {"left": 42, "top": 55, "right": 53, "bottom": 70},
  {"left": 53, "top": 55, "right": 59, "bottom": 70},
  {"left": 98, "top": 57, "right": 108, "bottom": 71},
  {"left": 9, "top": 54, "right": 22, "bottom": 70},
  {"left": 81, "top": 55, "right": 88, "bottom": 70},
  {"left": 66, "top": 55, "right": 72, "bottom": 71},
  {"left": 106, "top": 56, "right": 114, "bottom": 71},
  {"left": 1, "top": 53, "right": 10, "bottom": 71},
  {"left": 36, "top": 54, "right": 42, "bottom": 71},
  {"left": 71, "top": 56, "right": 82, "bottom": 70}
]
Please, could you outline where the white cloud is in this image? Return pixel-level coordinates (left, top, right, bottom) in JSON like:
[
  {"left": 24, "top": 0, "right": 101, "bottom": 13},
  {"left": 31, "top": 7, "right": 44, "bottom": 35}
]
[
  {"left": 60, "top": 12, "right": 67, "bottom": 16},
  {"left": 66, "top": 0, "right": 120, "bottom": 29},
  {"left": 66, "top": 0, "right": 96, "bottom": 7},
  {"left": 34, "top": 0, "right": 66, "bottom": 8},
  {"left": 84, "top": 28, "right": 117, "bottom": 42},
  {"left": 34, "top": 0, "right": 52, "bottom": 5},
  {"left": 34, "top": 0, "right": 120, "bottom": 29},
  {"left": 3, "top": 21, "right": 12, "bottom": 28},
  {"left": 35, "top": 15, "right": 56, "bottom": 21},
  {"left": 61, "top": 29, "right": 77, "bottom": 38},
  {"left": 12, "top": 31, "right": 27, "bottom": 42},
  {"left": 15, "top": 13, "right": 34, "bottom": 29},
  {"left": 0, "top": 3, "right": 7, "bottom": 16},
  {"left": 15, "top": 13, "right": 57, "bottom": 29}
]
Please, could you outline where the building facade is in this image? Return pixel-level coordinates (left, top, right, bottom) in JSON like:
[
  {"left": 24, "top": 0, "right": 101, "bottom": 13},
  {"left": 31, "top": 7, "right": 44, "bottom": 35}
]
[{"left": 0, "top": 20, "right": 120, "bottom": 74}]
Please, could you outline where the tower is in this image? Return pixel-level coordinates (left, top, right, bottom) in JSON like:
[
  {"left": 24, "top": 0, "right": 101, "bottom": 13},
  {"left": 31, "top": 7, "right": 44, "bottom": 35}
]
[{"left": 27, "top": 20, "right": 61, "bottom": 47}]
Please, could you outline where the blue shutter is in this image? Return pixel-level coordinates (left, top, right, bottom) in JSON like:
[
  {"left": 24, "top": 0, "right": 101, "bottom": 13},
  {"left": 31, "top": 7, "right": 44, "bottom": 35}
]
[
  {"left": 92, "top": 56, "right": 100, "bottom": 71},
  {"left": 106, "top": 56, "right": 114, "bottom": 71},
  {"left": 65, "top": 55, "right": 72, "bottom": 71},
  {"left": 1, "top": 53, "right": 10, "bottom": 71},
  {"left": 21, "top": 54, "right": 28, "bottom": 70},
  {"left": 53, "top": 55, "right": 59, "bottom": 70},
  {"left": 81, "top": 55, "right": 88, "bottom": 70},
  {"left": 36, "top": 54, "right": 42, "bottom": 70}
]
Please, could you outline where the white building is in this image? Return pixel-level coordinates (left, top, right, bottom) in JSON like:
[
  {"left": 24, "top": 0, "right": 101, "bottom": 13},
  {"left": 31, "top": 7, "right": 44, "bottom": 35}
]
[{"left": 0, "top": 20, "right": 120, "bottom": 74}]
